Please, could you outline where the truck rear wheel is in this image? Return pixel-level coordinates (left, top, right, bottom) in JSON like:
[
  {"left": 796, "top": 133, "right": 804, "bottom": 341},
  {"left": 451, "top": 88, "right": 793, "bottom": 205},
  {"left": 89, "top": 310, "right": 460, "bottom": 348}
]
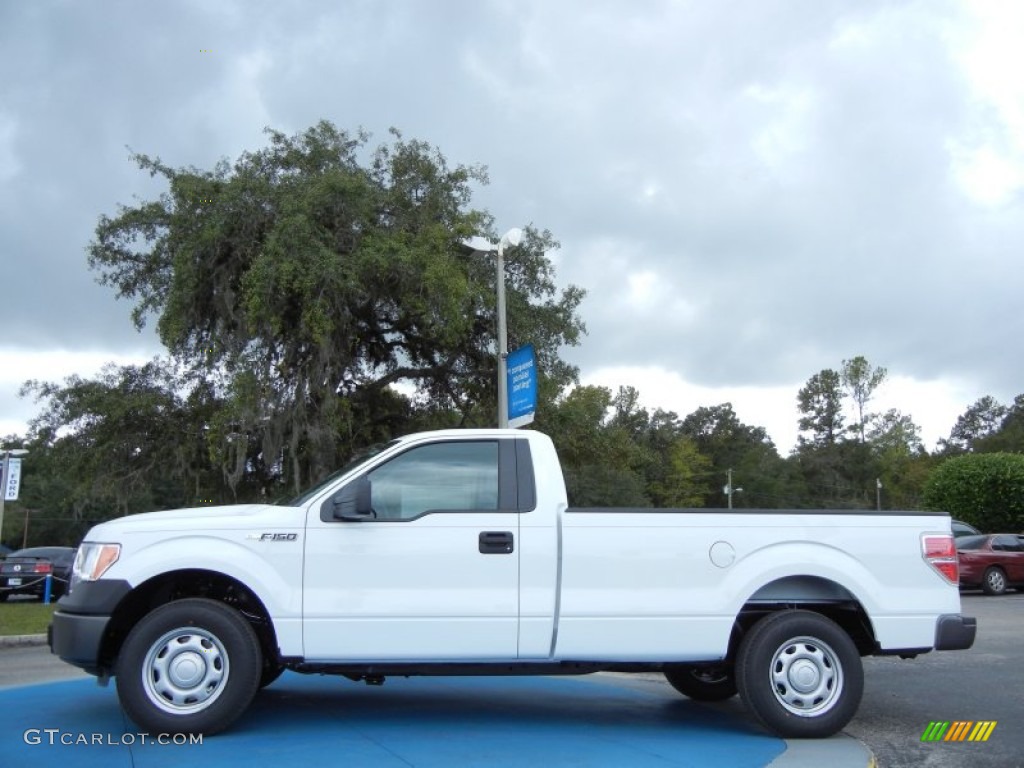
[
  {"left": 663, "top": 664, "right": 738, "bottom": 701},
  {"left": 115, "top": 598, "right": 262, "bottom": 735},
  {"left": 735, "top": 610, "right": 863, "bottom": 738}
]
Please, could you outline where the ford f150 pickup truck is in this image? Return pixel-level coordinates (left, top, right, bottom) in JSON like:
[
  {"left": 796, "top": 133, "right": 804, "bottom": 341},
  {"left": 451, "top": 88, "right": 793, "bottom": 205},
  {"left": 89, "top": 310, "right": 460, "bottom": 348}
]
[{"left": 50, "top": 428, "right": 976, "bottom": 738}]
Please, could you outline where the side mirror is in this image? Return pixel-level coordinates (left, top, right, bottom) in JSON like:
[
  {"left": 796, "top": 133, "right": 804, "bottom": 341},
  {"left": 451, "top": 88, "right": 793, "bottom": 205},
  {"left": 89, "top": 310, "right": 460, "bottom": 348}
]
[{"left": 333, "top": 477, "right": 374, "bottom": 521}]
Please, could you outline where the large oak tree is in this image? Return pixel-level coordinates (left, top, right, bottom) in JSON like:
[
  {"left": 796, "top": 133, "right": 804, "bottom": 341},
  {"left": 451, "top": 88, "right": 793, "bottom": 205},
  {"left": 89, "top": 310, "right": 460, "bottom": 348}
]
[{"left": 88, "top": 122, "right": 585, "bottom": 492}]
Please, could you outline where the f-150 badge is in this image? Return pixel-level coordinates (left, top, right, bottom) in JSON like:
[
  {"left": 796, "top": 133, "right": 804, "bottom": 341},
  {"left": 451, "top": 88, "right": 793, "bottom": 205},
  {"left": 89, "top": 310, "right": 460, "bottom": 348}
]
[{"left": 246, "top": 532, "right": 298, "bottom": 541}]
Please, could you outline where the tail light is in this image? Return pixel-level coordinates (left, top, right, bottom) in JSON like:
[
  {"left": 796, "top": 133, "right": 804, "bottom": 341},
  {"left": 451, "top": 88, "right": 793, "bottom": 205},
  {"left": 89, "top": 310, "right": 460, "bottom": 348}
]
[
  {"left": 34, "top": 562, "right": 53, "bottom": 574},
  {"left": 922, "top": 534, "right": 958, "bottom": 584}
]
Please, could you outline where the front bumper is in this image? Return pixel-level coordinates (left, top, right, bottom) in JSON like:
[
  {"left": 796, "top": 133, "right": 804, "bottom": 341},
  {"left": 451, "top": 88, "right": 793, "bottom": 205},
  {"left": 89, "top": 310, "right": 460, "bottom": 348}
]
[
  {"left": 49, "top": 611, "right": 111, "bottom": 674},
  {"left": 935, "top": 613, "right": 977, "bottom": 651},
  {"left": 47, "top": 579, "right": 132, "bottom": 674}
]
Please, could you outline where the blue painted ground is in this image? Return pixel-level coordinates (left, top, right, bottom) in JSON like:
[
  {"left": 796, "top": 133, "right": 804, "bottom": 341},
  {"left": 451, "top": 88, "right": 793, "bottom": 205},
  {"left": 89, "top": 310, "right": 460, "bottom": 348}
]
[{"left": 1, "top": 672, "right": 785, "bottom": 767}]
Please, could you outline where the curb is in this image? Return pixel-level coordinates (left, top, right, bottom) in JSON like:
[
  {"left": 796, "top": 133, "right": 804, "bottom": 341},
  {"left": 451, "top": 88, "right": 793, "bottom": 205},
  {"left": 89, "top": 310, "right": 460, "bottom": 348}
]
[
  {"left": 768, "top": 734, "right": 876, "bottom": 768},
  {"left": 0, "top": 633, "right": 47, "bottom": 647}
]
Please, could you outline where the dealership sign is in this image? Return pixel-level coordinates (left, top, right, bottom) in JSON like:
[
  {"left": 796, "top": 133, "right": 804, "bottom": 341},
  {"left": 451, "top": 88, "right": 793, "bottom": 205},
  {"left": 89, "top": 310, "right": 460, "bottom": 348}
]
[
  {"left": 506, "top": 345, "right": 537, "bottom": 429},
  {"left": 3, "top": 457, "right": 21, "bottom": 501}
]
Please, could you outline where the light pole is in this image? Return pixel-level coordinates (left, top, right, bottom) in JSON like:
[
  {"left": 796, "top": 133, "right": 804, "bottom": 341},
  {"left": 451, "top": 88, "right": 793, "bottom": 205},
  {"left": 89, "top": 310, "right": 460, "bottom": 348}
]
[
  {"left": 461, "top": 228, "right": 523, "bottom": 429},
  {"left": 0, "top": 448, "right": 29, "bottom": 547},
  {"left": 724, "top": 468, "right": 743, "bottom": 510},
  {"left": 495, "top": 228, "right": 522, "bottom": 428}
]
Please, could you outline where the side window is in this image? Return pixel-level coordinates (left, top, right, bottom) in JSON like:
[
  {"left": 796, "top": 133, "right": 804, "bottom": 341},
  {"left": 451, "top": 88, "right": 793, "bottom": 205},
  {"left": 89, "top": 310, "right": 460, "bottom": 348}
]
[
  {"left": 992, "top": 534, "right": 1022, "bottom": 552},
  {"left": 367, "top": 441, "right": 499, "bottom": 521},
  {"left": 991, "top": 535, "right": 1021, "bottom": 552}
]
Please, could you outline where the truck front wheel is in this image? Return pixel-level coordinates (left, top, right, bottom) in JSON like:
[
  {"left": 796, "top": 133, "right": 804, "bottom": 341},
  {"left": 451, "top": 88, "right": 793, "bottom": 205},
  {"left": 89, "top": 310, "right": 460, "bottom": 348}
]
[
  {"left": 735, "top": 610, "right": 863, "bottom": 738},
  {"left": 115, "top": 598, "right": 262, "bottom": 735}
]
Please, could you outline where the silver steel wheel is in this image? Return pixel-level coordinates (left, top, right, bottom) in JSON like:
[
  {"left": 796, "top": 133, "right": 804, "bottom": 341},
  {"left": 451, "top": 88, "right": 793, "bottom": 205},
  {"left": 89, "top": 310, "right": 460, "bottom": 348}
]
[
  {"left": 769, "top": 635, "right": 843, "bottom": 717},
  {"left": 986, "top": 569, "right": 1006, "bottom": 593},
  {"left": 141, "top": 627, "right": 230, "bottom": 715}
]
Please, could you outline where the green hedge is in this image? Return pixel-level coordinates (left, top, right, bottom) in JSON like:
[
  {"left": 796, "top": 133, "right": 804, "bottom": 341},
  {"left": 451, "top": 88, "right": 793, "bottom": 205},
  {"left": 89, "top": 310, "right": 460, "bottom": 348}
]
[{"left": 923, "top": 452, "right": 1024, "bottom": 532}]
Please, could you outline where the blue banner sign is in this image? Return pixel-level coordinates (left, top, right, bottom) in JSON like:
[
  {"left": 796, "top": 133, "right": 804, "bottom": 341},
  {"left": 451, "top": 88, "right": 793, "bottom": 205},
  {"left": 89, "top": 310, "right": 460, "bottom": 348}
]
[{"left": 506, "top": 345, "right": 537, "bottom": 428}]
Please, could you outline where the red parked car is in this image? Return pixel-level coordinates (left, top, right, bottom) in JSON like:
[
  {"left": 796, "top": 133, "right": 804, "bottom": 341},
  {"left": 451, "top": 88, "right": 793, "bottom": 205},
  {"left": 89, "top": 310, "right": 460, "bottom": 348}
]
[{"left": 956, "top": 534, "right": 1024, "bottom": 595}]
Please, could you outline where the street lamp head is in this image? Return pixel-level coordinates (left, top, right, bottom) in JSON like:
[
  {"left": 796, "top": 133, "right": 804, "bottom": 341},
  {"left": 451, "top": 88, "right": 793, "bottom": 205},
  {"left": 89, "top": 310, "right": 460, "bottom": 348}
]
[
  {"left": 461, "top": 235, "right": 493, "bottom": 253},
  {"left": 499, "top": 228, "right": 523, "bottom": 250},
  {"left": 461, "top": 229, "right": 523, "bottom": 255}
]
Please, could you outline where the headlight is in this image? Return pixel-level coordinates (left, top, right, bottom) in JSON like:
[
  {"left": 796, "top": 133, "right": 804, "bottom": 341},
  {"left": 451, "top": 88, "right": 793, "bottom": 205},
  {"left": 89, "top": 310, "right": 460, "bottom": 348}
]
[{"left": 70, "top": 543, "right": 121, "bottom": 593}]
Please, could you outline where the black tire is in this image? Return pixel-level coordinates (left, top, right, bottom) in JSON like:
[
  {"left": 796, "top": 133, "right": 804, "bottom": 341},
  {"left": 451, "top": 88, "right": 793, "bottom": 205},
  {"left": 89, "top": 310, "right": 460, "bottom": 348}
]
[
  {"left": 664, "top": 664, "right": 738, "bottom": 701},
  {"left": 982, "top": 567, "right": 1007, "bottom": 596},
  {"left": 115, "top": 598, "right": 262, "bottom": 735},
  {"left": 735, "top": 610, "right": 863, "bottom": 738},
  {"left": 259, "top": 661, "right": 285, "bottom": 689}
]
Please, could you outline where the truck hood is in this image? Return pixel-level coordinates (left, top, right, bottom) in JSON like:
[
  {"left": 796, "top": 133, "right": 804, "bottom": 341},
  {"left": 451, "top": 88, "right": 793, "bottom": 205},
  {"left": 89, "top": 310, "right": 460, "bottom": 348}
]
[{"left": 84, "top": 504, "right": 303, "bottom": 539}]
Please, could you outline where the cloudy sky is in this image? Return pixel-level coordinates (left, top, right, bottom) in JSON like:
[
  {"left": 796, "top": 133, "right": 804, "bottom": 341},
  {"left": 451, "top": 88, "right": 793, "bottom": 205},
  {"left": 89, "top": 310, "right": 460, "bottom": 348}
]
[{"left": 1, "top": 0, "right": 1022, "bottom": 453}]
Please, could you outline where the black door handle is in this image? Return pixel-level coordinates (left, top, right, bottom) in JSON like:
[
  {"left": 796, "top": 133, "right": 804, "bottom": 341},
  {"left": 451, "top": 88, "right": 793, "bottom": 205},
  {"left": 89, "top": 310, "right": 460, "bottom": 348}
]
[{"left": 479, "top": 531, "right": 514, "bottom": 554}]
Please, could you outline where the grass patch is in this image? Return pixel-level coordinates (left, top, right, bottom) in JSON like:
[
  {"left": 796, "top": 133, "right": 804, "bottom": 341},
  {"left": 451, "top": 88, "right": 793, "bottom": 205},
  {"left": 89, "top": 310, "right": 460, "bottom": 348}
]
[{"left": 0, "top": 601, "right": 58, "bottom": 635}]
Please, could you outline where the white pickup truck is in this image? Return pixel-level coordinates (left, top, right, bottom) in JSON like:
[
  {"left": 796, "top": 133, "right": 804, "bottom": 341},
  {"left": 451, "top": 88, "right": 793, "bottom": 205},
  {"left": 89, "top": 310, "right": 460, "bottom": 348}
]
[{"left": 50, "top": 428, "right": 975, "bottom": 738}]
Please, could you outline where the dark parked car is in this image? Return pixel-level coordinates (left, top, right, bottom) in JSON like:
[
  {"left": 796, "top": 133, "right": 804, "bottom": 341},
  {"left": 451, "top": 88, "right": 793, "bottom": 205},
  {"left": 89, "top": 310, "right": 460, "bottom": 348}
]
[
  {"left": 957, "top": 534, "right": 1024, "bottom": 595},
  {"left": 952, "top": 520, "right": 982, "bottom": 538},
  {"left": 0, "top": 546, "right": 75, "bottom": 601}
]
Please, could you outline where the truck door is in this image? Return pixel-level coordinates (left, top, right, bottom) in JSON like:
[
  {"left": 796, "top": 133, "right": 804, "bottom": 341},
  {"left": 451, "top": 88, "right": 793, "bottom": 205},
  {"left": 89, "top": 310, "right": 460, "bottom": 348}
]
[{"left": 302, "top": 438, "right": 521, "bottom": 660}]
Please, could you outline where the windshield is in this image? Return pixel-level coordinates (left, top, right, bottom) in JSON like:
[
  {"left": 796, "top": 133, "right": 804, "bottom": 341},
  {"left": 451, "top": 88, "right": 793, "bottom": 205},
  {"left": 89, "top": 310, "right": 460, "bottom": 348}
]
[{"left": 278, "top": 439, "right": 399, "bottom": 507}]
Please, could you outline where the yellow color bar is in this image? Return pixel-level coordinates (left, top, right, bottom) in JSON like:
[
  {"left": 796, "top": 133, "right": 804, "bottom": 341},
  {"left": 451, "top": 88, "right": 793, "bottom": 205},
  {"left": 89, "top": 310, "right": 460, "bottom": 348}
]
[{"left": 968, "top": 721, "right": 997, "bottom": 742}]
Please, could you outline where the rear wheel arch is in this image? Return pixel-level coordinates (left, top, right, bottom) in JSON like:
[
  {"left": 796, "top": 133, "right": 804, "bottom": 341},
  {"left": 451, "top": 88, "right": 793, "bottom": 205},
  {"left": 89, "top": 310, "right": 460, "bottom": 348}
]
[{"left": 731, "top": 576, "right": 878, "bottom": 658}]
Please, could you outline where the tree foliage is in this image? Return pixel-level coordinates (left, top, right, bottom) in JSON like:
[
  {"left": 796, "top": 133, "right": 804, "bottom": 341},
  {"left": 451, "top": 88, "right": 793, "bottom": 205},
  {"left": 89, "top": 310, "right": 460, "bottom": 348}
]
[
  {"left": 87, "top": 122, "right": 585, "bottom": 492},
  {"left": 939, "top": 395, "right": 1007, "bottom": 454},
  {"left": 650, "top": 438, "right": 712, "bottom": 507},
  {"left": 840, "top": 356, "right": 887, "bottom": 443},
  {"left": 923, "top": 453, "right": 1024, "bottom": 531},
  {"left": 975, "top": 395, "right": 1024, "bottom": 454},
  {"left": 678, "top": 403, "right": 786, "bottom": 508},
  {"left": 797, "top": 369, "right": 845, "bottom": 447},
  {"left": 536, "top": 385, "right": 650, "bottom": 506},
  {"left": 792, "top": 357, "right": 932, "bottom": 509},
  {"left": 3, "top": 362, "right": 223, "bottom": 547},
  {"left": 868, "top": 409, "right": 928, "bottom": 509},
  {"left": 19, "top": 361, "right": 205, "bottom": 516}
]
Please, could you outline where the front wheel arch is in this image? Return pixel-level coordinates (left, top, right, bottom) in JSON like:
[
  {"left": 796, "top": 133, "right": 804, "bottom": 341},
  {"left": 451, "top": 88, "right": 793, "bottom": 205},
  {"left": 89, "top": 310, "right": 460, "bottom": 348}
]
[{"left": 100, "top": 569, "right": 280, "bottom": 674}]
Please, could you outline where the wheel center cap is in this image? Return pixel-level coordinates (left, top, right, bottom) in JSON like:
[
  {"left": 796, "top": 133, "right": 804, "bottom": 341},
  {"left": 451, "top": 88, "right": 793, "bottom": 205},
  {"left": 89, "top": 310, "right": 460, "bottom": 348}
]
[
  {"left": 169, "top": 652, "right": 206, "bottom": 687},
  {"left": 790, "top": 660, "right": 820, "bottom": 692}
]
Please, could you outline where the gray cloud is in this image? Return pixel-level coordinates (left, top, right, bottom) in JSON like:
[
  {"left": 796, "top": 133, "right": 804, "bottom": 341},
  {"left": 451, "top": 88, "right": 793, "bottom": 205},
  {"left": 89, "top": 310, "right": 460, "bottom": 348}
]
[{"left": 1, "top": 0, "right": 1021, "bottom": 440}]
